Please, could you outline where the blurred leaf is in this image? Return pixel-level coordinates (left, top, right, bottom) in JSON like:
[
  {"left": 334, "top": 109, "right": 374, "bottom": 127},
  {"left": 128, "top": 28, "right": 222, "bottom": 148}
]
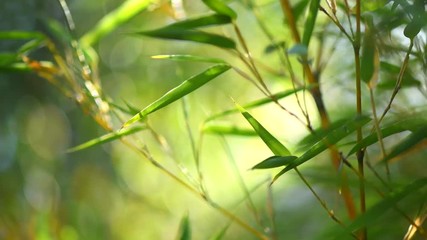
[
  {"left": 274, "top": 115, "right": 371, "bottom": 182},
  {"left": 18, "top": 38, "right": 46, "bottom": 54},
  {"left": 207, "top": 87, "right": 308, "bottom": 121},
  {"left": 137, "top": 28, "right": 236, "bottom": 49},
  {"left": 202, "top": 0, "right": 237, "bottom": 19},
  {"left": 378, "top": 61, "right": 421, "bottom": 89},
  {"left": 293, "top": 0, "right": 310, "bottom": 22},
  {"left": 0, "top": 53, "right": 19, "bottom": 66},
  {"left": 334, "top": 177, "right": 427, "bottom": 239},
  {"left": 288, "top": 44, "right": 308, "bottom": 56},
  {"left": 361, "top": 16, "right": 380, "bottom": 87},
  {"left": 361, "top": 0, "right": 387, "bottom": 12},
  {"left": 67, "top": 126, "right": 146, "bottom": 153},
  {"left": 302, "top": 0, "right": 320, "bottom": 47},
  {"left": 43, "top": 18, "right": 74, "bottom": 44},
  {"left": 151, "top": 54, "right": 226, "bottom": 63},
  {"left": 176, "top": 213, "right": 191, "bottom": 240},
  {"left": 236, "top": 103, "right": 291, "bottom": 156},
  {"left": 347, "top": 117, "right": 427, "bottom": 156},
  {"left": 382, "top": 126, "right": 427, "bottom": 162},
  {"left": 264, "top": 41, "right": 285, "bottom": 54},
  {"left": 208, "top": 224, "right": 229, "bottom": 240},
  {"left": 80, "top": 0, "right": 152, "bottom": 47},
  {"left": 167, "top": 14, "right": 232, "bottom": 29},
  {"left": 252, "top": 156, "right": 297, "bottom": 169},
  {"left": 123, "top": 64, "right": 231, "bottom": 128},
  {"left": 0, "top": 31, "right": 44, "bottom": 40},
  {"left": 202, "top": 122, "right": 256, "bottom": 136}
]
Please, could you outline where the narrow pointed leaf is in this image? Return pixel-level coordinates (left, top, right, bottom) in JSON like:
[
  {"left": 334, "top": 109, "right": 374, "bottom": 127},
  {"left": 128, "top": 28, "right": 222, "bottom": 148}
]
[
  {"left": 138, "top": 29, "right": 236, "bottom": 49},
  {"left": 207, "top": 87, "right": 308, "bottom": 121},
  {"left": 0, "top": 31, "right": 44, "bottom": 40},
  {"left": 123, "top": 64, "right": 231, "bottom": 128},
  {"left": 208, "top": 224, "right": 230, "bottom": 240},
  {"left": 361, "top": 16, "right": 379, "bottom": 86},
  {"left": 347, "top": 117, "right": 427, "bottom": 156},
  {"left": 166, "top": 14, "right": 232, "bottom": 29},
  {"left": 236, "top": 103, "right": 290, "bottom": 156},
  {"left": 302, "top": 0, "right": 320, "bottom": 47},
  {"left": 202, "top": 122, "right": 256, "bottom": 136},
  {"left": 273, "top": 116, "right": 371, "bottom": 182},
  {"left": 252, "top": 156, "right": 297, "bottom": 169},
  {"left": 79, "top": 0, "right": 152, "bottom": 47},
  {"left": 383, "top": 126, "right": 427, "bottom": 162},
  {"left": 176, "top": 213, "right": 191, "bottom": 240},
  {"left": 151, "top": 54, "right": 226, "bottom": 63},
  {"left": 67, "top": 126, "right": 146, "bottom": 153},
  {"left": 202, "top": 0, "right": 237, "bottom": 19},
  {"left": 334, "top": 178, "right": 427, "bottom": 239}
]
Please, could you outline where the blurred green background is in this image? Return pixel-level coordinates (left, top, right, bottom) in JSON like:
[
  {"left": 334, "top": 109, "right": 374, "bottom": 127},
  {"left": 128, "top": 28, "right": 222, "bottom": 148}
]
[{"left": 1, "top": 0, "right": 426, "bottom": 240}]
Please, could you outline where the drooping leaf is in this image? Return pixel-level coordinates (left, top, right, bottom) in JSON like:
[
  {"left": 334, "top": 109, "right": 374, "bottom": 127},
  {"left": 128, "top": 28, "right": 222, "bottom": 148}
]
[
  {"left": 236, "top": 103, "right": 291, "bottom": 156},
  {"left": 122, "top": 64, "right": 231, "bottom": 128},
  {"left": 273, "top": 115, "right": 371, "bottom": 182},
  {"left": 67, "top": 126, "right": 146, "bottom": 153},
  {"left": 382, "top": 126, "right": 427, "bottom": 162},
  {"left": 361, "top": 15, "right": 380, "bottom": 86},
  {"left": 176, "top": 213, "right": 191, "bottom": 240},
  {"left": 264, "top": 41, "right": 285, "bottom": 54},
  {"left": 347, "top": 117, "right": 427, "bottom": 156},
  {"left": 206, "top": 87, "right": 308, "bottom": 121},
  {"left": 202, "top": 122, "right": 256, "bottom": 136},
  {"left": 137, "top": 28, "right": 236, "bottom": 49},
  {"left": 302, "top": 0, "right": 320, "bottom": 47},
  {"left": 378, "top": 61, "right": 421, "bottom": 89},
  {"left": 79, "top": 0, "right": 152, "bottom": 47},
  {"left": 252, "top": 156, "right": 297, "bottom": 169},
  {"left": 202, "top": 0, "right": 237, "bottom": 19},
  {"left": 333, "top": 177, "right": 427, "bottom": 239},
  {"left": 166, "top": 14, "right": 232, "bottom": 29},
  {"left": 151, "top": 54, "right": 226, "bottom": 63}
]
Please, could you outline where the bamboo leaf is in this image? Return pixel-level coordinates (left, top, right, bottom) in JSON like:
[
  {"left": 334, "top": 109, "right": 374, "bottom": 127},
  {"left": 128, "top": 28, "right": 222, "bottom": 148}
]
[
  {"left": 202, "top": 122, "right": 256, "bottom": 136},
  {"left": 236, "top": 103, "right": 291, "bottom": 156},
  {"left": 252, "top": 156, "right": 297, "bottom": 169},
  {"left": 361, "top": 15, "right": 380, "bottom": 86},
  {"left": 137, "top": 28, "right": 236, "bottom": 49},
  {"left": 67, "top": 126, "right": 146, "bottom": 153},
  {"left": 273, "top": 115, "right": 371, "bottom": 182},
  {"left": 202, "top": 0, "right": 237, "bottom": 19},
  {"left": 334, "top": 178, "right": 427, "bottom": 239},
  {"left": 166, "top": 14, "right": 232, "bottom": 29},
  {"left": 288, "top": 44, "right": 308, "bottom": 56},
  {"left": 347, "top": 117, "right": 427, "bottom": 156},
  {"left": 79, "top": 0, "right": 152, "bottom": 47},
  {"left": 378, "top": 61, "right": 420, "bottom": 89},
  {"left": 383, "top": 126, "right": 427, "bottom": 162},
  {"left": 0, "top": 31, "right": 44, "bottom": 40},
  {"left": 302, "top": 0, "right": 320, "bottom": 47},
  {"left": 123, "top": 64, "right": 231, "bottom": 128},
  {"left": 207, "top": 87, "right": 307, "bottom": 121},
  {"left": 151, "top": 54, "right": 226, "bottom": 63},
  {"left": 176, "top": 213, "right": 191, "bottom": 240}
]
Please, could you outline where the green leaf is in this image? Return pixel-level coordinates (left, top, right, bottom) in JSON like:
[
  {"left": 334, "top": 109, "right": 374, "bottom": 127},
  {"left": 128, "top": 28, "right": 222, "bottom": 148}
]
[
  {"left": 252, "top": 156, "right": 297, "bottom": 169},
  {"left": 166, "top": 14, "right": 232, "bottom": 29},
  {"left": 208, "top": 224, "right": 229, "bottom": 240},
  {"left": 206, "top": 87, "right": 308, "bottom": 121},
  {"left": 378, "top": 61, "right": 421, "bottom": 89},
  {"left": 383, "top": 126, "right": 427, "bottom": 162},
  {"left": 151, "top": 54, "right": 226, "bottom": 63},
  {"left": 176, "top": 213, "right": 191, "bottom": 240},
  {"left": 137, "top": 28, "right": 236, "bottom": 49},
  {"left": 236, "top": 103, "right": 291, "bottom": 156},
  {"left": 302, "top": 0, "right": 320, "bottom": 47},
  {"left": 0, "top": 31, "right": 44, "bottom": 40},
  {"left": 347, "top": 117, "right": 427, "bottom": 156},
  {"left": 273, "top": 115, "right": 371, "bottom": 182},
  {"left": 79, "top": 0, "right": 152, "bottom": 47},
  {"left": 0, "top": 53, "right": 19, "bottom": 66},
  {"left": 334, "top": 177, "right": 427, "bottom": 239},
  {"left": 288, "top": 44, "right": 308, "bottom": 56},
  {"left": 67, "top": 126, "right": 146, "bottom": 153},
  {"left": 202, "top": 0, "right": 237, "bottom": 19},
  {"left": 202, "top": 122, "right": 256, "bottom": 136},
  {"left": 361, "top": 16, "right": 379, "bottom": 85},
  {"left": 123, "top": 64, "right": 231, "bottom": 128}
]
